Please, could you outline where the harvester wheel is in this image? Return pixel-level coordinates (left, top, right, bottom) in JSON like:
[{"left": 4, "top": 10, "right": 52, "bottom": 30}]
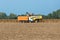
[
  {"left": 35, "top": 19, "right": 39, "bottom": 23},
  {"left": 35, "top": 20, "right": 38, "bottom": 23}
]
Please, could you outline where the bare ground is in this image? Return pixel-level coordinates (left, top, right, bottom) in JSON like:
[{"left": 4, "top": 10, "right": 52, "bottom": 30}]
[{"left": 0, "top": 22, "right": 60, "bottom": 40}]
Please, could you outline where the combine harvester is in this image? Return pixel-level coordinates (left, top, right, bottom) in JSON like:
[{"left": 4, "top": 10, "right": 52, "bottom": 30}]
[{"left": 17, "top": 14, "right": 42, "bottom": 23}]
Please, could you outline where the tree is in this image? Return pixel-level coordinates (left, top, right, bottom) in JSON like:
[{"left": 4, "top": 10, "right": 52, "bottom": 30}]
[
  {"left": 42, "top": 15, "right": 48, "bottom": 19},
  {"left": 47, "top": 9, "right": 60, "bottom": 19},
  {"left": 56, "top": 9, "right": 60, "bottom": 19},
  {"left": 9, "top": 13, "right": 17, "bottom": 19},
  {"left": 52, "top": 11, "right": 58, "bottom": 19},
  {"left": 47, "top": 13, "right": 53, "bottom": 19},
  {"left": 0, "top": 12, "right": 7, "bottom": 19}
]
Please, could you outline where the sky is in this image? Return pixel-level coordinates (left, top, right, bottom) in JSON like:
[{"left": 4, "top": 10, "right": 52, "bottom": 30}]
[{"left": 0, "top": 0, "right": 60, "bottom": 15}]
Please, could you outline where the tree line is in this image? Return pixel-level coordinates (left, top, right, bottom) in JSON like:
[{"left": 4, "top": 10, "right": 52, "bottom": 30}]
[
  {"left": 0, "top": 13, "right": 17, "bottom": 19},
  {"left": 0, "top": 9, "right": 60, "bottom": 19},
  {"left": 43, "top": 9, "right": 60, "bottom": 19}
]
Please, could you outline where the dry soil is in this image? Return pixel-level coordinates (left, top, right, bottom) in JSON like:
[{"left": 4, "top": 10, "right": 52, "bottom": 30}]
[{"left": 0, "top": 22, "right": 60, "bottom": 40}]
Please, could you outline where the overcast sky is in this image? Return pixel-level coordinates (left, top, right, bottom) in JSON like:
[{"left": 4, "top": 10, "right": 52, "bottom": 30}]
[{"left": 0, "top": 0, "right": 60, "bottom": 15}]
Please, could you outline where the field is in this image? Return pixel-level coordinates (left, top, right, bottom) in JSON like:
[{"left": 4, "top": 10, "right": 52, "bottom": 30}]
[{"left": 0, "top": 21, "right": 60, "bottom": 40}]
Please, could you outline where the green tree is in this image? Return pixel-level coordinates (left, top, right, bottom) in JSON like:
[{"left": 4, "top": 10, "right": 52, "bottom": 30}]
[
  {"left": 56, "top": 9, "right": 60, "bottom": 19},
  {"left": 9, "top": 13, "right": 17, "bottom": 19},
  {"left": 47, "top": 9, "right": 60, "bottom": 19},
  {"left": 47, "top": 13, "right": 53, "bottom": 19},
  {"left": 0, "top": 12, "right": 7, "bottom": 19},
  {"left": 42, "top": 15, "right": 48, "bottom": 19},
  {"left": 52, "top": 11, "right": 58, "bottom": 19}
]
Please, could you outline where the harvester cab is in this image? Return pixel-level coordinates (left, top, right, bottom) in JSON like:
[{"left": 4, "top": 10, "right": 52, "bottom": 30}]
[{"left": 29, "top": 16, "right": 42, "bottom": 22}]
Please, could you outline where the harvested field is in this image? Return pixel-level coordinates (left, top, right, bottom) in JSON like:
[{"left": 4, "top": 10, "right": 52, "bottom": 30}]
[
  {"left": 0, "top": 22, "right": 60, "bottom": 40},
  {"left": 0, "top": 19, "right": 60, "bottom": 23}
]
